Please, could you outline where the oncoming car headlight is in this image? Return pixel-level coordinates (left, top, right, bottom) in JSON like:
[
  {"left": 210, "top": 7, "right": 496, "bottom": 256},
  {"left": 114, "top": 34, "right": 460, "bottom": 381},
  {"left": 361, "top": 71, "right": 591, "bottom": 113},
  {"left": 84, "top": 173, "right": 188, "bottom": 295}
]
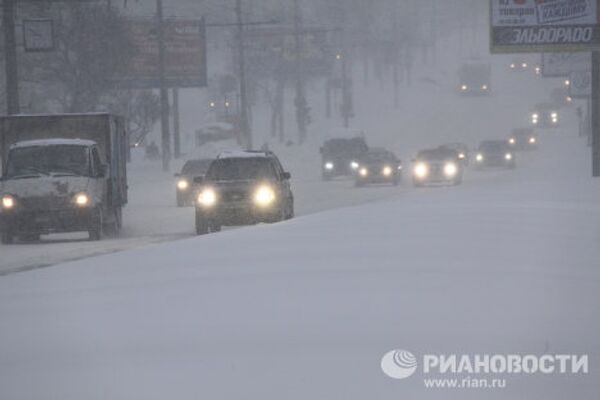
[
  {"left": 529, "top": 137, "right": 536, "bottom": 144},
  {"left": 254, "top": 185, "right": 276, "bottom": 207},
  {"left": 1, "top": 195, "right": 15, "bottom": 210},
  {"left": 177, "top": 179, "right": 190, "bottom": 190},
  {"left": 413, "top": 162, "right": 428, "bottom": 179},
  {"left": 382, "top": 166, "right": 393, "bottom": 176},
  {"left": 458, "top": 153, "right": 465, "bottom": 159},
  {"left": 359, "top": 167, "right": 369, "bottom": 177},
  {"left": 509, "top": 138, "right": 516, "bottom": 144},
  {"left": 324, "top": 162, "right": 334, "bottom": 170},
  {"left": 481, "top": 84, "right": 488, "bottom": 90},
  {"left": 350, "top": 161, "right": 359, "bottom": 170},
  {"left": 460, "top": 84, "right": 468, "bottom": 91},
  {"left": 444, "top": 162, "right": 458, "bottom": 177},
  {"left": 74, "top": 193, "right": 90, "bottom": 207},
  {"left": 505, "top": 153, "right": 513, "bottom": 161},
  {"left": 197, "top": 188, "right": 217, "bottom": 207},
  {"left": 476, "top": 153, "right": 484, "bottom": 162}
]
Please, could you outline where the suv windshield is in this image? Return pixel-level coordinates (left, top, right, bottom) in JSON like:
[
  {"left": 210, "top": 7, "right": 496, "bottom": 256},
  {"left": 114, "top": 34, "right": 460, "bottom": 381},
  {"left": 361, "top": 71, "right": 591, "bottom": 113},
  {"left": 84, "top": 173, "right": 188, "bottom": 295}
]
[
  {"left": 323, "top": 138, "right": 368, "bottom": 156},
  {"left": 480, "top": 141, "right": 509, "bottom": 151},
  {"left": 5, "top": 145, "right": 89, "bottom": 178},
  {"left": 181, "top": 160, "right": 212, "bottom": 175},
  {"left": 417, "top": 148, "right": 457, "bottom": 160},
  {"left": 206, "top": 158, "right": 276, "bottom": 181}
]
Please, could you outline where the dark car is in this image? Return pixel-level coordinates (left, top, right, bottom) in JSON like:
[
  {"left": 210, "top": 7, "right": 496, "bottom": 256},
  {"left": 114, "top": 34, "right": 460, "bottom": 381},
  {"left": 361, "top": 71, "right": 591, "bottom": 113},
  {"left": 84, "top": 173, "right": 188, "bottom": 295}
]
[
  {"left": 194, "top": 151, "right": 294, "bottom": 235},
  {"left": 474, "top": 140, "right": 516, "bottom": 169},
  {"left": 508, "top": 128, "right": 538, "bottom": 151},
  {"left": 531, "top": 103, "right": 559, "bottom": 128},
  {"left": 412, "top": 147, "right": 463, "bottom": 187},
  {"left": 443, "top": 142, "right": 470, "bottom": 165},
  {"left": 355, "top": 148, "right": 402, "bottom": 187},
  {"left": 175, "top": 159, "right": 213, "bottom": 207},
  {"left": 320, "top": 137, "right": 369, "bottom": 180}
]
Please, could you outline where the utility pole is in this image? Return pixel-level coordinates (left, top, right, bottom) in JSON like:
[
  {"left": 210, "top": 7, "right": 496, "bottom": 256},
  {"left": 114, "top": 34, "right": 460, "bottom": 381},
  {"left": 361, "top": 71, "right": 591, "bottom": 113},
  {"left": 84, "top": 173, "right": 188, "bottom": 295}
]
[
  {"left": 172, "top": 88, "right": 181, "bottom": 159},
  {"left": 293, "top": 0, "right": 308, "bottom": 144},
  {"left": 235, "top": 0, "right": 252, "bottom": 149},
  {"left": 156, "top": 0, "right": 171, "bottom": 171},
  {"left": 3, "top": 0, "right": 20, "bottom": 115},
  {"left": 592, "top": 51, "right": 600, "bottom": 177}
]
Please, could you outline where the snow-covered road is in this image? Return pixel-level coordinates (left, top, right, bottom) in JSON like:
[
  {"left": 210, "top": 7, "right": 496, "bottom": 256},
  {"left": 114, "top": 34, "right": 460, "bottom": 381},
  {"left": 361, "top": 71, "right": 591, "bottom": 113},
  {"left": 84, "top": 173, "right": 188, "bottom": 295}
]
[{"left": 0, "top": 132, "right": 598, "bottom": 399}]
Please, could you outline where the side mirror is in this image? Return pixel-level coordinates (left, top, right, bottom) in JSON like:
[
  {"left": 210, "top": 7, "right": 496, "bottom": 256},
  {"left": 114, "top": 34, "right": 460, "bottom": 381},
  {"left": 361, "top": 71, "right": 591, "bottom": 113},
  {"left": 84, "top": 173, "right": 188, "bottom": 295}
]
[
  {"left": 282, "top": 172, "right": 291, "bottom": 180},
  {"left": 98, "top": 164, "right": 109, "bottom": 178},
  {"left": 193, "top": 176, "right": 204, "bottom": 184}
]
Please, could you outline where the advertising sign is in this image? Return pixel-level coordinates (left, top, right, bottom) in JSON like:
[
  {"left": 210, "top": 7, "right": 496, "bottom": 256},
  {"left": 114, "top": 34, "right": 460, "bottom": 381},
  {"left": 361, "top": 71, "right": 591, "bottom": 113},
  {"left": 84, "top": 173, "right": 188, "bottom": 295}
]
[
  {"left": 491, "top": 0, "right": 600, "bottom": 53},
  {"left": 113, "top": 18, "right": 207, "bottom": 89},
  {"left": 542, "top": 52, "right": 591, "bottom": 76},
  {"left": 569, "top": 70, "right": 592, "bottom": 97}
]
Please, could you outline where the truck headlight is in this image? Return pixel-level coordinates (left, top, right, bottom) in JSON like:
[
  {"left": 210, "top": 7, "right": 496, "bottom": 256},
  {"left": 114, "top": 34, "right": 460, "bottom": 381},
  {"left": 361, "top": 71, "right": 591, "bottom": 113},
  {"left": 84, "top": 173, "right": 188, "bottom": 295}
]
[
  {"left": 198, "top": 188, "right": 217, "bottom": 207},
  {"left": 2, "top": 195, "right": 15, "bottom": 210},
  {"left": 413, "top": 162, "right": 428, "bottom": 178},
  {"left": 350, "top": 161, "right": 359, "bottom": 170},
  {"left": 505, "top": 153, "right": 513, "bottom": 161},
  {"left": 74, "top": 193, "right": 90, "bottom": 207},
  {"left": 254, "top": 185, "right": 275, "bottom": 207},
  {"left": 444, "top": 162, "right": 458, "bottom": 177},
  {"left": 359, "top": 167, "right": 369, "bottom": 177},
  {"left": 382, "top": 166, "right": 393, "bottom": 176},
  {"left": 476, "top": 154, "right": 483, "bottom": 162},
  {"left": 177, "top": 179, "right": 189, "bottom": 190},
  {"left": 324, "top": 162, "right": 334, "bottom": 170}
]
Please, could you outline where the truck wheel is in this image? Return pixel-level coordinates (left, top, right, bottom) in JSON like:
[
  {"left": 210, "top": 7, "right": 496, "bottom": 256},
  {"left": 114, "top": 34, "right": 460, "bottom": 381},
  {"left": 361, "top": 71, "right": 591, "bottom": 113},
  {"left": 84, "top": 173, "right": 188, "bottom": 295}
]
[
  {"left": 1, "top": 230, "right": 13, "bottom": 245},
  {"left": 88, "top": 208, "right": 103, "bottom": 241},
  {"left": 105, "top": 208, "right": 122, "bottom": 236},
  {"left": 195, "top": 212, "right": 209, "bottom": 235},
  {"left": 210, "top": 221, "right": 222, "bottom": 232}
]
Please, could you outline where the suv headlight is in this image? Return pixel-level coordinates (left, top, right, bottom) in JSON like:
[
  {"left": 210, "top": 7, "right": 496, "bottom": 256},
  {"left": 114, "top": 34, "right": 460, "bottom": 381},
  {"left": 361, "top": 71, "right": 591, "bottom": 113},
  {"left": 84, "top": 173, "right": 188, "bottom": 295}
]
[
  {"left": 254, "top": 185, "right": 275, "bottom": 207},
  {"left": 413, "top": 162, "right": 428, "bottom": 178},
  {"left": 198, "top": 188, "right": 217, "bottom": 207},
  {"left": 444, "top": 162, "right": 458, "bottom": 177},
  {"left": 74, "top": 193, "right": 90, "bottom": 207},
  {"left": 177, "top": 179, "right": 189, "bottom": 190},
  {"left": 1, "top": 195, "right": 15, "bottom": 210}
]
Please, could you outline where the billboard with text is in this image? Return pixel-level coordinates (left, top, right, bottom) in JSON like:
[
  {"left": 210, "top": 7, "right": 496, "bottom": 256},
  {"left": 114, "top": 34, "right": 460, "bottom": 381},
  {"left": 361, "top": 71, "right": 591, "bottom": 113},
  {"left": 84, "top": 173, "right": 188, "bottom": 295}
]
[{"left": 491, "top": 0, "right": 600, "bottom": 53}]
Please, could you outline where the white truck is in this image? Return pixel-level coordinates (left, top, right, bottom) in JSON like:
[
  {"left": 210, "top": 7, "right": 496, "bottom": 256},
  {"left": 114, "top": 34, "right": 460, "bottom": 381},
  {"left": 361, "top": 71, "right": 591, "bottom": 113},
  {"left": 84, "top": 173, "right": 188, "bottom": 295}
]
[{"left": 0, "top": 113, "right": 128, "bottom": 243}]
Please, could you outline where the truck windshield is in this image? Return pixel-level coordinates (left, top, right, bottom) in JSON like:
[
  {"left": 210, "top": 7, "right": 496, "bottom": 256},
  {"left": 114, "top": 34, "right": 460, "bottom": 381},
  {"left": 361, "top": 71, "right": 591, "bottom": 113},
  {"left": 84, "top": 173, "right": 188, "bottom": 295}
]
[
  {"left": 206, "top": 158, "right": 275, "bottom": 181},
  {"left": 6, "top": 145, "right": 89, "bottom": 178}
]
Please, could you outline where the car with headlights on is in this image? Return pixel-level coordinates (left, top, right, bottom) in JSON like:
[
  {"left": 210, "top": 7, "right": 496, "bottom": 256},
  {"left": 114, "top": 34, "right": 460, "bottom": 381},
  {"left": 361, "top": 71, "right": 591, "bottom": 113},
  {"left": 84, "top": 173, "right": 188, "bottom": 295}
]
[
  {"left": 320, "top": 137, "right": 368, "bottom": 180},
  {"left": 458, "top": 62, "right": 491, "bottom": 96},
  {"left": 354, "top": 148, "right": 402, "bottom": 187},
  {"left": 194, "top": 151, "right": 294, "bottom": 235},
  {"left": 442, "top": 142, "right": 470, "bottom": 165},
  {"left": 474, "top": 140, "right": 516, "bottom": 169},
  {"left": 411, "top": 147, "right": 463, "bottom": 187},
  {"left": 175, "top": 158, "right": 213, "bottom": 207},
  {"left": 508, "top": 128, "right": 538, "bottom": 151},
  {"left": 531, "top": 103, "right": 559, "bottom": 128}
]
